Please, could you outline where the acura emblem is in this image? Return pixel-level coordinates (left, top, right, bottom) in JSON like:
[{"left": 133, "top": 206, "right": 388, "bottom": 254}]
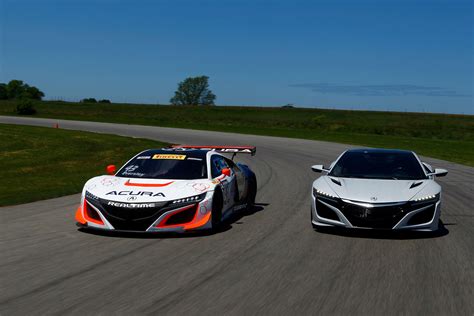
[
  {"left": 370, "top": 196, "right": 377, "bottom": 201},
  {"left": 127, "top": 196, "right": 137, "bottom": 201}
]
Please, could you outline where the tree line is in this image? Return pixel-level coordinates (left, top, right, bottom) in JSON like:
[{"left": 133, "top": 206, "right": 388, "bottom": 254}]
[{"left": 1, "top": 75, "right": 216, "bottom": 115}]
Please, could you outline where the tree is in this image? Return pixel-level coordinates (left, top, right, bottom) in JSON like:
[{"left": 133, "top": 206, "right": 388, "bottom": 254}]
[
  {"left": 15, "top": 99, "right": 37, "bottom": 115},
  {"left": 81, "top": 98, "right": 97, "bottom": 103},
  {"left": 98, "top": 99, "right": 111, "bottom": 103},
  {"left": 23, "top": 86, "right": 45, "bottom": 100},
  {"left": 170, "top": 76, "right": 216, "bottom": 106},
  {"left": 0, "top": 84, "right": 7, "bottom": 100},
  {"left": 0, "top": 80, "right": 44, "bottom": 100}
]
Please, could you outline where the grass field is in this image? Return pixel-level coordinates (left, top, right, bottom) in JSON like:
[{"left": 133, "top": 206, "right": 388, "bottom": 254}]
[
  {"left": 1, "top": 100, "right": 473, "bottom": 166},
  {"left": 0, "top": 124, "right": 167, "bottom": 206}
]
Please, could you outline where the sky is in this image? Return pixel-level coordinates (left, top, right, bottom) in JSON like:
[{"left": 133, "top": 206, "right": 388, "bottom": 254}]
[{"left": 0, "top": 0, "right": 472, "bottom": 114}]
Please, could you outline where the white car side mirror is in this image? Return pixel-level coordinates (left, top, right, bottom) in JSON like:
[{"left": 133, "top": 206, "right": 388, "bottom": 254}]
[
  {"left": 311, "top": 165, "right": 329, "bottom": 173},
  {"left": 433, "top": 168, "right": 448, "bottom": 177}
]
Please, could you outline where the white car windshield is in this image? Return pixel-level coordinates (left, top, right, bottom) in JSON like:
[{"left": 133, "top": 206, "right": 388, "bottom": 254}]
[{"left": 329, "top": 151, "right": 427, "bottom": 180}]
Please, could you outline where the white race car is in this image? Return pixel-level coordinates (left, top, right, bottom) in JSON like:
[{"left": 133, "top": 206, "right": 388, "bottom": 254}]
[
  {"left": 75, "top": 145, "right": 257, "bottom": 233},
  {"left": 311, "top": 148, "right": 447, "bottom": 231}
]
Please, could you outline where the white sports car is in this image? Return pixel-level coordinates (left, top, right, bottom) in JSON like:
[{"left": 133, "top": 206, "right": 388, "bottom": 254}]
[
  {"left": 75, "top": 145, "right": 257, "bottom": 233},
  {"left": 311, "top": 148, "right": 447, "bottom": 231}
]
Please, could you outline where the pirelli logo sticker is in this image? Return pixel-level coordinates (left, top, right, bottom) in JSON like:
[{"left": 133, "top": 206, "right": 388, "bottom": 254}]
[{"left": 152, "top": 154, "right": 186, "bottom": 160}]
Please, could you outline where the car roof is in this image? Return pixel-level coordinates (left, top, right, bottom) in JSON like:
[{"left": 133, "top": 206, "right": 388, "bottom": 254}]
[
  {"left": 346, "top": 148, "right": 414, "bottom": 155},
  {"left": 140, "top": 149, "right": 210, "bottom": 159}
]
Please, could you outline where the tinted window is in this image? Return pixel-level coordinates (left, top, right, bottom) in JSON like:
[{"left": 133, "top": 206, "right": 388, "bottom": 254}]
[
  {"left": 116, "top": 154, "right": 207, "bottom": 180},
  {"left": 211, "top": 156, "right": 228, "bottom": 178},
  {"left": 329, "top": 151, "right": 427, "bottom": 180}
]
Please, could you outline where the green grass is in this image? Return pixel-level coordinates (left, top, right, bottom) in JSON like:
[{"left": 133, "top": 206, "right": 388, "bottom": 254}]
[
  {"left": 0, "top": 124, "right": 167, "bottom": 206},
  {"left": 1, "top": 100, "right": 473, "bottom": 166}
]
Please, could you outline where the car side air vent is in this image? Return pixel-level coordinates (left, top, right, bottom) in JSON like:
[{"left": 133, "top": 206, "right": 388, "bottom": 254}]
[
  {"left": 330, "top": 177, "right": 341, "bottom": 186},
  {"left": 410, "top": 181, "right": 423, "bottom": 189}
]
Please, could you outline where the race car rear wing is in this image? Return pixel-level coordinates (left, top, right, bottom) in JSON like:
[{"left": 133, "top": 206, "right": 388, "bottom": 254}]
[{"left": 171, "top": 145, "right": 256, "bottom": 156}]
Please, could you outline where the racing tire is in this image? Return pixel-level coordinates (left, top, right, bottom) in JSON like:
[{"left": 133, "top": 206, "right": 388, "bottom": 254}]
[
  {"left": 211, "top": 188, "right": 223, "bottom": 231},
  {"left": 246, "top": 175, "right": 257, "bottom": 208}
]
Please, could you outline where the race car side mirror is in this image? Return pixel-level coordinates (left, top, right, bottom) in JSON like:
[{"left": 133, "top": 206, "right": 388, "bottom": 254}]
[
  {"left": 311, "top": 165, "right": 329, "bottom": 173},
  {"left": 432, "top": 168, "right": 448, "bottom": 177},
  {"left": 222, "top": 168, "right": 231, "bottom": 177},
  {"left": 106, "top": 165, "right": 117, "bottom": 175}
]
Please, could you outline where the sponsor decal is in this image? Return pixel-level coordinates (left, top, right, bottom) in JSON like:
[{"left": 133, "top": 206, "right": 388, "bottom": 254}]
[
  {"left": 107, "top": 201, "right": 156, "bottom": 208},
  {"left": 124, "top": 165, "right": 139, "bottom": 172},
  {"left": 152, "top": 154, "right": 186, "bottom": 160},
  {"left": 106, "top": 191, "right": 166, "bottom": 197},
  {"left": 191, "top": 183, "right": 210, "bottom": 193},
  {"left": 136, "top": 156, "right": 151, "bottom": 159},
  {"left": 122, "top": 172, "right": 145, "bottom": 177},
  {"left": 122, "top": 165, "right": 145, "bottom": 177},
  {"left": 100, "top": 178, "right": 120, "bottom": 187},
  {"left": 218, "top": 148, "right": 253, "bottom": 153}
]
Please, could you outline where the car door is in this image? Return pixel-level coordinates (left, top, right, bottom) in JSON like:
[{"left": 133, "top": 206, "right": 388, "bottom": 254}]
[{"left": 210, "top": 155, "right": 236, "bottom": 212}]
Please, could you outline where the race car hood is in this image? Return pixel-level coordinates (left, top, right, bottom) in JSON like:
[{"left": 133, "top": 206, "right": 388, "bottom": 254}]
[
  {"left": 322, "top": 177, "right": 431, "bottom": 203},
  {"left": 83, "top": 176, "right": 215, "bottom": 202}
]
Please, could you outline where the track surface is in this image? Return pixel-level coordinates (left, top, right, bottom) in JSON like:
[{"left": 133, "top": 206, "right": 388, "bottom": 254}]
[{"left": 1, "top": 116, "right": 473, "bottom": 315}]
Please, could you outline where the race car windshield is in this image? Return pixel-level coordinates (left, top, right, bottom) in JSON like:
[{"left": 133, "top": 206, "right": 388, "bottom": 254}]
[
  {"left": 116, "top": 154, "right": 207, "bottom": 180},
  {"left": 329, "top": 151, "right": 427, "bottom": 180}
]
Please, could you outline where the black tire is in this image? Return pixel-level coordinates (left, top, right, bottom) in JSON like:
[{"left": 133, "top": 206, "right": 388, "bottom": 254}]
[
  {"left": 211, "top": 188, "right": 223, "bottom": 231},
  {"left": 247, "top": 175, "right": 257, "bottom": 207},
  {"left": 311, "top": 207, "right": 319, "bottom": 231}
]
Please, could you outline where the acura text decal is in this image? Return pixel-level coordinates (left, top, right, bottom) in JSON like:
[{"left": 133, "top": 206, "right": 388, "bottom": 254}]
[{"left": 106, "top": 191, "right": 165, "bottom": 197}]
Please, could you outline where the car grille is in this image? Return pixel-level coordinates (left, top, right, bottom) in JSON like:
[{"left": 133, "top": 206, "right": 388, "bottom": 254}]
[
  {"left": 340, "top": 202, "right": 408, "bottom": 229},
  {"left": 86, "top": 197, "right": 169, "bottom": 231}
]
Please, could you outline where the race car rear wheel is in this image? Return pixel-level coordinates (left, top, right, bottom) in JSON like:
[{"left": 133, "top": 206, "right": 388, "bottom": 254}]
[
  {"left": 211, "top": 188, "right": 223, "bottom": 230},
  {"left": 246, "top": 175, "right": 257, "bottom": 207}
]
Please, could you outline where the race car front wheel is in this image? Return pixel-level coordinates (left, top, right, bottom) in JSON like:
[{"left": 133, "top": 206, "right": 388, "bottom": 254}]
[{"left": 211, "top": 188, "right": 223, "bottom": 231}]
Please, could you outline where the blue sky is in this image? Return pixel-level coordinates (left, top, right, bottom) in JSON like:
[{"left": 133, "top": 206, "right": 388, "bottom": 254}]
[{"left": 1, "top": 0, "right": 472, "bottom": 114}]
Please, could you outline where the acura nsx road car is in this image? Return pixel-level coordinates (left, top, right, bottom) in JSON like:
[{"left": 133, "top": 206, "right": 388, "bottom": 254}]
[
  {"left": 310, "top": 148, "right": 448, "bottom": 231},
  {"left": 75, "top": 145, "right": 257, "bottom": 233}
]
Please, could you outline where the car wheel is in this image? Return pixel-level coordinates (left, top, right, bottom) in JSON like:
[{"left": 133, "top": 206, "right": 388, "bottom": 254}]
[
  {"left": 247, "top": 175, "right": 257, "bottom": 208},
  {"left": 311, "top": 207, "right": 319, "bottom": 231},
  {"left": 211, "top": 188, "right": 223, "bottom": 231}
]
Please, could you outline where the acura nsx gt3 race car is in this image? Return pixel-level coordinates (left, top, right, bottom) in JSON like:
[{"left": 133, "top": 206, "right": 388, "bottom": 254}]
[
  {"left": 75, "top": 145, "right": 257, "bottom": 233},
  {"left": 311, "top": 148, "right": 448, "bottom": 231}
]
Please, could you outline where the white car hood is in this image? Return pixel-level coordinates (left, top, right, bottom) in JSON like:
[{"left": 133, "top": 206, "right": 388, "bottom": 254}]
[
  {"left": 84, "top": 176, "right": 215, "bottom": 202},
  {"left": 323, "top": 177, "right": 429, "bottom": 203}
]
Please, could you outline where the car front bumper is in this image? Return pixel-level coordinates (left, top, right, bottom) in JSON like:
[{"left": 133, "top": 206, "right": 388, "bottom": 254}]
[
  {"left": 310, "top": 195, "right": 441, "bottom": 231},
  {"left": 75, "top": 194, "right": 213, "bottom": 233}
]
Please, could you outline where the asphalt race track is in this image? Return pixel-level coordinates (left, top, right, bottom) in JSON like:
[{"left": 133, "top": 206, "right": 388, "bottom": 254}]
[{"left": 1, "top": 116, "right": 473, "bottom": 315}]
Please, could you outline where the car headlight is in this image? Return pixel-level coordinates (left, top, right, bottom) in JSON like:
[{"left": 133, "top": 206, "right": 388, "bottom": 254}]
[
  {"left": 170, "top": 193, "right": 207, "bottom": 206},
  {"left": 411, "top": 193, "right": 440, "bottom": 203},
  {"left": 313, "top": 188, "right": 337, "bottom": 199}
]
